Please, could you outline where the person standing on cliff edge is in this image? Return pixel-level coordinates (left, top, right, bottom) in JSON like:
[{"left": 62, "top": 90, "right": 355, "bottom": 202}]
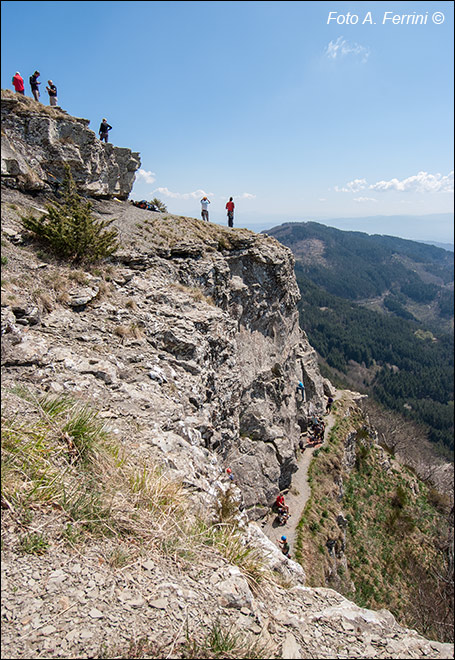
[
  {"left": 225, "top": 197, "right": 235, "bottom": 227},
  {"left": 29, "top": 71, "right": 41, "bottom": 101},
  {"left": 46, "top": 80, "right": 58, "bottom": 106},
  {"left": 99, "top": 118, "right": 112, "bottom": 143},
  {"left": 12, "top": 72, "right": 24, "bottom": 95},
  {"left": 200, "top": 196, "right": 210, "bottom": 222}
]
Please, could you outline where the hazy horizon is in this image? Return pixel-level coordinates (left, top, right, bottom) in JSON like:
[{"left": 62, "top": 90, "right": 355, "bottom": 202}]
[{"left": 211, "top": 211, "right": 454, "bottom": 246}]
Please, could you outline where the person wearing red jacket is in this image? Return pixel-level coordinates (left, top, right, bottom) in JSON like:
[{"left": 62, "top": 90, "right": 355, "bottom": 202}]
[
  {"left": 225, "top": 197, "right": 235, "bottom": 228},
  {"left": 275, "top": 493, "right": 289, "bottom": 514},
  {"left": 12, "top": 72, "right": 24, "bottom": 95}
]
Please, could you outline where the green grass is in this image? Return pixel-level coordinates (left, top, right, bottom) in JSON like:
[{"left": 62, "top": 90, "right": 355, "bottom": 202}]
[
  {"left": 97, "top": 619, "right": 270, "bottom": 659},
  {"left": 19, "top": 531, "right": 49, "bottom": 555},
  {"left": 183, "top": 619, "right": 270, "bottom": 659},
  {"left": 2, "top": 388, "right": 272, "bottom": 595}
]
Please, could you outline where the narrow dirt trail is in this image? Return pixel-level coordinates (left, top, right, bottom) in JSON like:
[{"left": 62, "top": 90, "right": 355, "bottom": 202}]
[{"left": 260, "top": 395, "right": 340, "bottom": 557}]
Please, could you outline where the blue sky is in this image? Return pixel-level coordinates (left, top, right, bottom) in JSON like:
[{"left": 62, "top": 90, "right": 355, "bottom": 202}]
[{"left": 1, "top": 1, "right": 454, "bottom": 242}]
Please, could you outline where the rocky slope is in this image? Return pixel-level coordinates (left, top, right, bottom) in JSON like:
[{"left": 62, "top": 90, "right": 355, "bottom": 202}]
[{"left": 1, "top": 94, "right": 453, "bottom": 658}]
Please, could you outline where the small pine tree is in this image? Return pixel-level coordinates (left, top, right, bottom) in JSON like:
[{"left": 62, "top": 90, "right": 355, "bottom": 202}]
[
  {"left": 150, "top": 197, "right": 167, "bottom": 212},
  {"left": 21, "top": 165, "right": 119, "bottom": 264}
]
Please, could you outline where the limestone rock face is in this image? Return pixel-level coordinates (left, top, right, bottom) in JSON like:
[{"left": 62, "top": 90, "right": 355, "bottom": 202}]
[
  {"left": 1, "top": 189, "right": 325, "bottom": 520},
  {"left": 1, "top": 91, "right": 140, "bottom": 199}
]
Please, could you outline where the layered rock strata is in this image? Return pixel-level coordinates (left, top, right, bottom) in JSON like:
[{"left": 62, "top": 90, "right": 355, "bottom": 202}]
[
  {"left": 1, "top": 190, "right": 324, "bottom": 519},
  {"left": 1, "top": 90, "right": 140, "bottom": 199}
]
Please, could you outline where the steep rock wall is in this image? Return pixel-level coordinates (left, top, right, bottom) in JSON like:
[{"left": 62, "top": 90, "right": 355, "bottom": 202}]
[
  {"left": 110, "top": 208, "right": 327, "bottom": 515},
  {"left": 1, "top": 191, "right": 326, "bottom": 518}
]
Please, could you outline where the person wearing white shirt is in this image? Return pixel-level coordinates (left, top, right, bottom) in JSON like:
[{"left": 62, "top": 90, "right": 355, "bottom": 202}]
[{"left": 200, "top": 196, "right": 210, "bottom": 222}]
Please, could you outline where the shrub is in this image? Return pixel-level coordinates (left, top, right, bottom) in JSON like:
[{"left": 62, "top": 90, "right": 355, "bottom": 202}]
[
  {"left": 21, "top": 165, "right": 118, "bottom": 264},
  {"left": 150, "top": 197, "right": 167, "bottom": 212}
]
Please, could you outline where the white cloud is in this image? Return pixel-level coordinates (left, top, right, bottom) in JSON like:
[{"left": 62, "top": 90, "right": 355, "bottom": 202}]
[
  {"left": 354, "top": 196, "right": 378, "bottom": 203},
  {"left": 153, "top": 187, "right": 213, "bottom": 200},
  {"left": 369, "top": 171, "right": 454, "bottom": 193},
  {"left": 325, "top": 37, "right": 370, "bottom": 63},
  {"left": 335, "top": 178, "right": 367, "bottom": 193},
  {"left": 336, "top": 171, "right": 454, "bottom": 195},
  {"left": 151, "top": 189, "right": 255, "bottom": 201},
  {"left": 136, "top": 169, "right": 156, "bottom": 184}
]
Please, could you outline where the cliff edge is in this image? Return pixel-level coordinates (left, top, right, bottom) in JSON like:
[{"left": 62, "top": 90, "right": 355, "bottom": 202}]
[{"left": 1, "top": 90, "right": 140, "bottom": 199}]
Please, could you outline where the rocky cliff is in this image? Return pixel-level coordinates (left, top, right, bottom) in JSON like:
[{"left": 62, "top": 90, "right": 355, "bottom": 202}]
[
  {"left": 1, "top": 90, "right": 140, "bottom": 199},
  {"left": 1, "top": 188, "right": 326, "bottom": 518},
  {"left": 1, "top": 95, "right": 453, "bottom": 659}
]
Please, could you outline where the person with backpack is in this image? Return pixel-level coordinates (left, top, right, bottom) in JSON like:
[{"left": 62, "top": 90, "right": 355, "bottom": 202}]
[
  {"left": 99, "top": 118, "right": 112, "bottom": 143},
  {"left": 29, "top": 71, "right": 41, "bottom": 101},
  {"left": 12, "top": 72, "right": 24, "bottom": 95},
  {"left": 225, "top": 197, "right": 235, "bottom": 228},
  {"left": 46, "top": 80, "right": 58, "bottom": 106}
]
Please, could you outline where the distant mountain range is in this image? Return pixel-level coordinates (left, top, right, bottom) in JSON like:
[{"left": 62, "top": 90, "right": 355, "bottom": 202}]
[
  {"left": 266, "top": 221, "right": 453, "bottom": 313},
  {"left": 265, "top": 221, "right": 454, "bottom": 458},
  {"left": 301, "top": 213, "right": 454, "bottom": 247},
  {"left": 416, "top": 240, "right": 454, "bottom": 252}
]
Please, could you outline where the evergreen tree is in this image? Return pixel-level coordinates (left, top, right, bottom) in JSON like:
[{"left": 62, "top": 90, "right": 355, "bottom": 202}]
[
  {"left": 150, "top": 197, "right": 167, "bottom": 212},
  {"left": 21, "top": 165, "right": 119, "bottom": 264}
]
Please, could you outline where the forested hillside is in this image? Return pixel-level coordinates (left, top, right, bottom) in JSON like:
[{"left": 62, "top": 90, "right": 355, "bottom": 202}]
[{"left": 266, "top": 223, "right": 454, "bottom": 459}]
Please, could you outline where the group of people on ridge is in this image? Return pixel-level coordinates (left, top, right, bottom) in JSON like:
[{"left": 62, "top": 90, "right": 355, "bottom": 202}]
[
  {"left": 12, "top": 71, "right": 57, "bottom": 106},
  {"left": 200, "top": 196, "right": 235, "bottom": 228},
  {"left": 12, "top": 71, "right": 238, "bottom": 224},
  {"left": 11, "top": 71, "right": 113, "bottom": 144}
]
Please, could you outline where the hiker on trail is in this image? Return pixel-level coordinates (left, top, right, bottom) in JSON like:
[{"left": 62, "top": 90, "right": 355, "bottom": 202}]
[
  {"left": 319, "top": 420, "right": 325, "bottom": 439},
  {"left": 12, "top": 72, "right": 24, "bottom": 95},
  {"left": 29, "top": 71, "right": 41, "bottom": 101},
  {"left": 275, "top": 493, "right": 289, "bottom": 514},
  {"left": 279, "top": 535, "right": 291, "bottom": 558},
  {"left": 226, "top": 197, "right": 235, "bottom": 228},
  {"left": 315, "top": 421, "right": 325, "bottom": 443},
  {"left": 226, "top": 467, "right": 234, "bottom": 481},
  {"left": 200, "top": 196, "right": 210, "bottom": 222},
  {"left": 99, "top": 118, "right": 112, "bottom": 143},
  {"left": 46, "top": 80, "right": 58, "bottom": 106},
  {"left": 325, "top": 396, "right": 334, "bottom": 414},
  {"left": 297, "top": 381, "right": 305, "bottom": 401}
]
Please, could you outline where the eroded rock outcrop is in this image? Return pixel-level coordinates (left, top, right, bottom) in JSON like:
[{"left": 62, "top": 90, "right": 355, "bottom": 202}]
[
  {"left": 1, "top": 90, "right": 140, "bottom": 198},
  {"left": 1, "top": 189, "right": 325, "bottom": 520}
]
